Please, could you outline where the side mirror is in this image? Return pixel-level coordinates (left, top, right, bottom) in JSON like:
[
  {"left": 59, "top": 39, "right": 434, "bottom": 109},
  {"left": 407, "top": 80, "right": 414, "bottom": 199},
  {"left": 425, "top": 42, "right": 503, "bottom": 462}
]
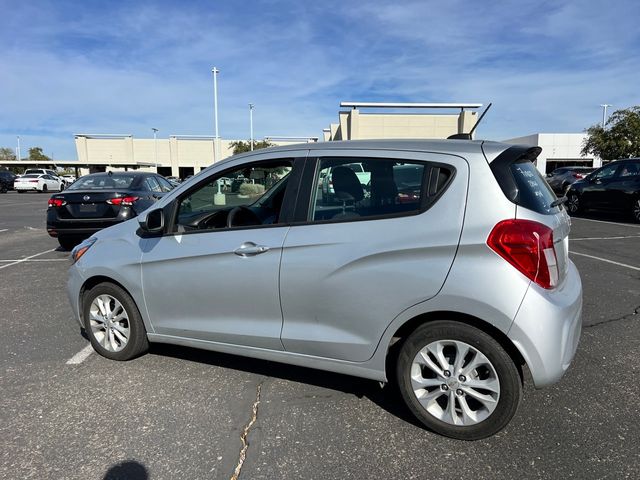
[{"left": 138, "top": 208, "right": 164, "bottom": 235}]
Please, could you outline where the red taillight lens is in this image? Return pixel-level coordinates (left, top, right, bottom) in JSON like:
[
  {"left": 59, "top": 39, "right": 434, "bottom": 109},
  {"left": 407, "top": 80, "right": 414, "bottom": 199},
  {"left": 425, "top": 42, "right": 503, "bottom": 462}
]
[
  {"left": 29, "top": 179, "right": 39, "bottom": 183},
  {"left": 487, "top": 219, "right": 559, "bottom": 289},
  {"left": 573, "top": 173, "right": 583, "bottom": 179},
  {"left": 48, "top": 198, "right": 66, "bottom": 207},
  {"left": 106, "top": 196, "right": 139, "bottom": 206}
]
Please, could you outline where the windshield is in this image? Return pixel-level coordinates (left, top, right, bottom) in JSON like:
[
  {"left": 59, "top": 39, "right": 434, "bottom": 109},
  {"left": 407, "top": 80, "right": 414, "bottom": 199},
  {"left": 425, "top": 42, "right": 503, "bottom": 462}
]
[{"left": 67, "top": 174, "right": 136, "bottom": 190}]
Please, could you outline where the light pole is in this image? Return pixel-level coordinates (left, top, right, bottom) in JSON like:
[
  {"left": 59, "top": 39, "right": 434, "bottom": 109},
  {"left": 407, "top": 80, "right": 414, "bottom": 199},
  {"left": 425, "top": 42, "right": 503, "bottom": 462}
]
[
  {"left": 600, "top": 104, "right": 612, "bottom": 128},
  {"left": 212, "top": 67, "right": 220, "bottom": 162},
  {"left": 151, "top": 128, "right": 159, "bottom": 169},
  {"left": 249, "top": 103, "right": 254, "bottom": 151},
  {"left": 16, "top": 135, "right": 21, "bottom": 161}
]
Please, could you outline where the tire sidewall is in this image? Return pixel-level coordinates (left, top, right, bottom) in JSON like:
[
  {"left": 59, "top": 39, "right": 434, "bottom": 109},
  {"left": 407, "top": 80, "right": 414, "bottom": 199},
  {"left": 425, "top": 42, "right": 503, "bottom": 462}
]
[
  {"left": 397, "top": 321, "right": 522, "bottom": 440},
  {"left": 82, "top": 282, "right": 148, "bottom": 361}
]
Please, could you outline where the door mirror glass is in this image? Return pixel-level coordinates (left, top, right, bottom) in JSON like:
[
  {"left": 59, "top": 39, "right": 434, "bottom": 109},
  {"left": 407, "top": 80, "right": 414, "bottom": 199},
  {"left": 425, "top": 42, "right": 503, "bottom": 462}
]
[{"left": 139, "top": 208, "right": 164, "bottom": 234}]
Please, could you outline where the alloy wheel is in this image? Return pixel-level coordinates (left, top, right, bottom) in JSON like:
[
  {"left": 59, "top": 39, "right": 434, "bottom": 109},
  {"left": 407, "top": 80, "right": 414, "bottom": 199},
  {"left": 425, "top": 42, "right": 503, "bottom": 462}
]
[
  {"left": 567, "top": 194, "right": 580, "bottom": 213},
  {"left": 410, "top": 340, "right": 500, "bottom": 426},
  {"left": 89, "top": 294, "right": 130, "bottom": 352},
  {"left": 633, "top": 199, "right": 640, "bottom": 222}
]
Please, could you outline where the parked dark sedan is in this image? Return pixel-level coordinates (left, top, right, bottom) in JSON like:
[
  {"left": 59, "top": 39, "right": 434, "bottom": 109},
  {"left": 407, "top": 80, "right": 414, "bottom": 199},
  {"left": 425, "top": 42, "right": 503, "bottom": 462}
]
[
  {"left": 566, "top": 158, "right": 640, "bottom": 222},
  {"left": 546, "top": 166, "right": 595, "bottom": 193},
  {"left": 47, "top": 172, "right": 174, "bottom": 249},
  {"left": 0, "top": 169, "right": 16, "bottom": 193}
]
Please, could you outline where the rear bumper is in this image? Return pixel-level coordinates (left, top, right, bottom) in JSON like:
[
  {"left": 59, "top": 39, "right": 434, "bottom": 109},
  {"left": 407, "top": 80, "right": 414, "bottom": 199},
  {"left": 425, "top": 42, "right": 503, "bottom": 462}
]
[{"left": 508, "top": 260, "right": 582, "bottom": 388}]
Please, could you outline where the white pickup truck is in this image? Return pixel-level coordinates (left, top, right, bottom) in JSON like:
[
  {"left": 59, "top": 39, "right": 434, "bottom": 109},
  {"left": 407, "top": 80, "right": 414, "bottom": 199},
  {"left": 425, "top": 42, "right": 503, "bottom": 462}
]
[{"left": 320, "top": 163, "right": 370, "bottom": 203}]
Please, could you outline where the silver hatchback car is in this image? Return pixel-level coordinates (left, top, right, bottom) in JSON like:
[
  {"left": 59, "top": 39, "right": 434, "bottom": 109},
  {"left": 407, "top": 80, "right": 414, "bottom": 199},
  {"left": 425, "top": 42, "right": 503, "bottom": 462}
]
[{"left": 67, "top": 140, "right": 582, "bottom": 440}]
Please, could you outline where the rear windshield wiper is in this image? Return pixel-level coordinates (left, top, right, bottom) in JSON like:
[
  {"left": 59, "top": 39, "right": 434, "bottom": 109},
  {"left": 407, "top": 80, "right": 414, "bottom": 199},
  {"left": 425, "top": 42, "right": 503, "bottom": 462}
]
[{"left": 550, "top": 196, "right": 567, "bottom": 208}]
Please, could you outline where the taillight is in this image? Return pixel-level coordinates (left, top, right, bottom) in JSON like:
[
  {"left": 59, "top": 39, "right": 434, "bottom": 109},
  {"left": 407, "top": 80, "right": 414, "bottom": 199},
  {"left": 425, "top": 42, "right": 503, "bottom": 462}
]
[
  {"left": 48, "top": 198, "right": 66, "bottom": 207},
  {"left": 106, "top": 196, "right": 139, "bottom": 206},
  {"left": 487, "top": 219, "right": 559, "bottom": 289},
  {"left": 573, "top": 173, "right": 583, "bottom": 179},
  {"left": 29, "top": 179, "right": 39, "bottom": 183}
]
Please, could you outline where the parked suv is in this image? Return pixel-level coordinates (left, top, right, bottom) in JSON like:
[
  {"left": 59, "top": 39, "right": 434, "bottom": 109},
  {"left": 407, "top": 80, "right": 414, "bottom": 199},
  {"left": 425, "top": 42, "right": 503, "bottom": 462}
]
[
  {"left": 566, "top": 158, "right": 640, "bottom": 222},
  {"left": 546, "top": 166, "right": 595, "bottom": 194},
  {"left": 67, "top": 140, "right": 582, "bottom": 439}
]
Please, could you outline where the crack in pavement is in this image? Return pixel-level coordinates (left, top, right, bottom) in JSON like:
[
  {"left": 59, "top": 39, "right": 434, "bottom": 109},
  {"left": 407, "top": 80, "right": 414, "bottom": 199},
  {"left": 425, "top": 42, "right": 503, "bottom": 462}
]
[
  {"left": 230, "top": 382, "right": 263, "bottom": 480},
  {"left": 584, "top": 304, "right": 640, "bottom": 329}
]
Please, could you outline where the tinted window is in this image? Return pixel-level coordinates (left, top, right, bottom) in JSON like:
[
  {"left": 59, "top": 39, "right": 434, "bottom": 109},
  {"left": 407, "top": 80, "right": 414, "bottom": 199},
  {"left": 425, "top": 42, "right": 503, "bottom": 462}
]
[
  {"left": 144, "top": 176, "right": 162, "bottom": 193},
  {"left": 175, "top": 160, "right": 293, "bottom": 232},
  {"left": 156, "top": 176, "right": 174, "bottom": 192},
  {"left": 313, "top": 157, "right": 448, "bottom": 222},
  {"left": 68, "top": 174, "right": 136, "bottom": 190},
  {"left": 510, "top": 161, "right": 559, "bottom": 215},
  {"left": 619, "top": 162, "right": 640, "bottom": 177},
  {"left": 591, "top": 163, "right": 619, "bottom": 181}
]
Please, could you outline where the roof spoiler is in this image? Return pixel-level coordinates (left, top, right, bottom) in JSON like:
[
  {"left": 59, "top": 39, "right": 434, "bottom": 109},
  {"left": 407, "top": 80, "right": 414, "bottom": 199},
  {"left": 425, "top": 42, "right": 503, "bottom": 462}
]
[{"left": 447, "top": 103, "right": 492, "bottom": 140}]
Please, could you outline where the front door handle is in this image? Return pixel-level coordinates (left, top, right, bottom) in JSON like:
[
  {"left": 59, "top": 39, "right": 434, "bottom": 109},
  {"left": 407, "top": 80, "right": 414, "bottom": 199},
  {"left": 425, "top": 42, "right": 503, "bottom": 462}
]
[{"left": 234, "top": 242, "right": 270, "bottom": 257}]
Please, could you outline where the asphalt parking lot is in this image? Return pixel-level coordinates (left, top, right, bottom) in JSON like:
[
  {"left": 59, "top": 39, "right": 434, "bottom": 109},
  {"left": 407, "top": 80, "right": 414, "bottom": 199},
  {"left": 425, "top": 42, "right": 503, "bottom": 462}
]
[{"left": 1, "top": 191, "right": 639, "bottom": 480}]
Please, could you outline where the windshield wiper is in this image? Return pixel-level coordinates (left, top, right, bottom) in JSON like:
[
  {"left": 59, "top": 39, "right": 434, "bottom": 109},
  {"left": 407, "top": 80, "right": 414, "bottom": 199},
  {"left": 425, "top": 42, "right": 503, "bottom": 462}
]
[{"left": 550, "top": 196, "right": 567, "bottom": 208}]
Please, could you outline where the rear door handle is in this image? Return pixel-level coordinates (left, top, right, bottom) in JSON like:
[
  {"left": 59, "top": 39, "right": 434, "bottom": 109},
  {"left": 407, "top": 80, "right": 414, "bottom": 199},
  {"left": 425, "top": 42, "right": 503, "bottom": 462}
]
[{"left": 234, "top": 242, "right": 270, "bottom": 257}]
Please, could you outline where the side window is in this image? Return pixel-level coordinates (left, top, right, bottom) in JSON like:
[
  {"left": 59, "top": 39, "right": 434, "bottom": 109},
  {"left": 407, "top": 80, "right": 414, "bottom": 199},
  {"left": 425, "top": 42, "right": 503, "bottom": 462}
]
[
  {"left": 312, "top": 157, "right": 450, "bottom": 222},
  {"left": 156, "top": 176, "right": 174, "bottom": 192},
  {"left": 592, "top": 163, "right": 619, "bottom": 181},
  {"left": 619, "top": 162, "right": 640, "bottom": 177},
  {"left": 144, "top": 177, "right": 162, "bottom": 193},
  {"left": 174, "top": 160, "right": 293, "bottom": 232}
]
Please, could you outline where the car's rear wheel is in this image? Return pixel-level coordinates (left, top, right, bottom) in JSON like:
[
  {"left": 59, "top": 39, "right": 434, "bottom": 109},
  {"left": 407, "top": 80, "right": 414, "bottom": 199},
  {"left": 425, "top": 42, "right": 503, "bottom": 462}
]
[
  {"left": 83, "top": 282, "right": 149, "bottom": 361},
  {"left": 396, "top": 321, "right": 522, "bottom": 440},
  {"left": 566, "top": 193, "right": 582, "bottom": 214},
  {"left": 57, "top": 235, "right": 81, "bottom": 251},
  {"left": 41, "top": 184, "right": 48, "bottom": 193}
]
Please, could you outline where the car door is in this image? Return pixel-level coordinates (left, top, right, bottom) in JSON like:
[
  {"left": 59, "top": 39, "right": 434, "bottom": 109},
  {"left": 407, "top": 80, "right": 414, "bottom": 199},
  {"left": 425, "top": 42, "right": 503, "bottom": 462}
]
[
  {"left": 139, "top": 153, "right": 306, "bottom": 349},
  {"left": 609, "top": 161, "right": 640, "bottom": 210},
  {"left": 279, "top": 150, "right": 468, "bottom": 362},
  {"left": 582, "top": 163, "right": 620, "bottom": 208}
]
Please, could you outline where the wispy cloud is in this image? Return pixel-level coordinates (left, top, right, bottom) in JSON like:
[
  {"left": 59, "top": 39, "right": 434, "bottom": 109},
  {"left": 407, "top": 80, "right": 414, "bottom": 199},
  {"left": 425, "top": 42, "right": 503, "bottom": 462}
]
[{"left": 0, "top": 0, "right": 638, "bottom": 159}]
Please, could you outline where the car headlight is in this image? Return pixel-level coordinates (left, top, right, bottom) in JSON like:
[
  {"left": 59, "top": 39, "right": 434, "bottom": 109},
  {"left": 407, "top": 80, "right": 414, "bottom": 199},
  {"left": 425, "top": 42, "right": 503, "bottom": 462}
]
[{"left": 71, "top": 237, "right": 97, "bottom": 264}]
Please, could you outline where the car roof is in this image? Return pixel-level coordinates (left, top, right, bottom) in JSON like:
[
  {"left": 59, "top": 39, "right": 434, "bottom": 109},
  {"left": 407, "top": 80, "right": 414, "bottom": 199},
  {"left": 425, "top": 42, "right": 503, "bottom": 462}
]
[
  {"left": 81, "top": 171, "right": 154, "bottom": 178},
  {"left": 209, "top": 139, "right": 511, "bottom": 171}
]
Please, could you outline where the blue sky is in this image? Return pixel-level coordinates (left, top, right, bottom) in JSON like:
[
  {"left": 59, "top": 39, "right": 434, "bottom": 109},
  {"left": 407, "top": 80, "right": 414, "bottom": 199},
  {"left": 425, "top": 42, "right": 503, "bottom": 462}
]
[{"left": 1, "top": 0, "right": 639, "bottom": 160}]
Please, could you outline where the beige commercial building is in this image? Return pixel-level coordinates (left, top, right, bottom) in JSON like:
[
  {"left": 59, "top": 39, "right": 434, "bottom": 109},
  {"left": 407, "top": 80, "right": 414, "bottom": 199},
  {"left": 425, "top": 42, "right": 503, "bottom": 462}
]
[
  {"left": 74, "top": 135, "right": 315, "bottom": 178},
  {"left": 325, "top": 102, "right": 480, "bottom": 141}
]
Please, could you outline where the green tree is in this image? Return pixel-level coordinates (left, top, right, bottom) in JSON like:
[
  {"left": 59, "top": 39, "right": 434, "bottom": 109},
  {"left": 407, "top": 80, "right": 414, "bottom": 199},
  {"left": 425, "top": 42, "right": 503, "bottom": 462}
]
[
  {"left": 28, "top": 147, "right": 51, "bottom": 161},
  {"left": 582, "top": 106, "right": 640, "bottom": 161},
  {"left": 0, "top": 147, "right": 17, "bottom": 161},
  {"left": 229, "top": 140, "right": 274, "bottom": 155}
]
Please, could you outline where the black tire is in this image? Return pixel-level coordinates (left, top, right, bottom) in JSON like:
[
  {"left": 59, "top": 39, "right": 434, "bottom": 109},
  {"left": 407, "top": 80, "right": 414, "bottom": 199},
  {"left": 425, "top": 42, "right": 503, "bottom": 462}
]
[
  {"left": 566, "top": 192, "right": 582, "bottom": 215},
  {"left": 82, "top": 282, "right": 149, "bottom": 361},
  {"left": 42, "top": 184, "right": 48, "bottom": 193},
  {"left": 57, "top": 236, "right": 81, "bottom": 251},
  {"left": 18, "top": 190, "right": 25, "bottom": 193},
  {"left": 396, "top": 321, "right": 522, "bottom": 440},
  {"left": 0, "top": 185, "right": 7, "bottom": 193}
]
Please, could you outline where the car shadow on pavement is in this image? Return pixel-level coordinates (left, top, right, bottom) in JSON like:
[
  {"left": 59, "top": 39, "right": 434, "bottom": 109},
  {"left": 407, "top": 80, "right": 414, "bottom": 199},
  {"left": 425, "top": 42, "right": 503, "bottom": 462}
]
[{"left": 150, "top": 343, "right": 425, "bottom": 430}]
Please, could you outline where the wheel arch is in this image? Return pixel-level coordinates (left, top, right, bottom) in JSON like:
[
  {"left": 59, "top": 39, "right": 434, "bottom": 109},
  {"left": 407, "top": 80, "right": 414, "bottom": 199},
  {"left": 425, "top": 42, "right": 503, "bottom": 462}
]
[
  {"left": 384, "top": 310, "right": 526, "bottom": 383},
  {"left": 79, "top": 275, "right": 139, "bottom": 327}
]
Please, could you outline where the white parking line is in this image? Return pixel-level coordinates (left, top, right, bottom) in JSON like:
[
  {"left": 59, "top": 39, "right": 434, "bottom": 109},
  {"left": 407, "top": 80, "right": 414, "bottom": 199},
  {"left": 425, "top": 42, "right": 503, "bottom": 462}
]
[
  {"left": 0, "top": 258, "right": 67, "bottom": 262},
  {"left": 572, "top": 235, "right": 640, "bottom": 241},
  {"left": 66, "top": 344, "right": 94, "bottom": 365},
  {"left": 572, "top": 217, "right": 640, "bottom": 228},
  {"left": 570, "top": 251, "right": 640, "bottom": 271},
  {"left": 0, "top": 229, "right": 7, "bottom": 233},
  {"left": 0, "top": 248, "right": 56, "bottom": 270}
]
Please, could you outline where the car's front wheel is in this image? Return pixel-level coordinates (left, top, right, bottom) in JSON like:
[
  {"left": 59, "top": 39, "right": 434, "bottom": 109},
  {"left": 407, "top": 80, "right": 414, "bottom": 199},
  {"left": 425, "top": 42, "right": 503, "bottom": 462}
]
[
  {"left": 566, "top": 193, "right": 582, "bottom": 214},
  {"left": 632, "top": 198, "right": 640, "bottom": 223},
  {"left": 396, "top": 321, "right": 522, "bottom": 440},
  {"left": 83, "top": 282, "right": 149, "bottom": 361}
]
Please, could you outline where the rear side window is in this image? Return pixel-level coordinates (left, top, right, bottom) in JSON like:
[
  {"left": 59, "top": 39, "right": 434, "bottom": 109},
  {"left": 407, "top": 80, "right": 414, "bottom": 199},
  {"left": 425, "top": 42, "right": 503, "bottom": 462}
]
[
  {"left": 490, "top": 146, "right": 559, "bottom": 215},
  {"left": 311, "top": 157, "right": 452, "bottom": 222}
]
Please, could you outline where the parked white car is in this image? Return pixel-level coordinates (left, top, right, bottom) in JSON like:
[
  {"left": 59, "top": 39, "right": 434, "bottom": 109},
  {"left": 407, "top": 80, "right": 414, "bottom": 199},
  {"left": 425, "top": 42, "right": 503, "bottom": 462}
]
[
  {"left": 61, "top": 174, "right": 77, "bottom": 186},
  {"left": 14, "top": 174, "right": 63, "bottom": 193}
]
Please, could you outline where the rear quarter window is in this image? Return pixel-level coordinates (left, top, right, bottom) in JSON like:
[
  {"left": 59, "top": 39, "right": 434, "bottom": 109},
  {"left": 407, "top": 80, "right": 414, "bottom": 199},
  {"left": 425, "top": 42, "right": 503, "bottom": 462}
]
[{"left": 510, "top": 161, "right": 559, "bottom": 214}]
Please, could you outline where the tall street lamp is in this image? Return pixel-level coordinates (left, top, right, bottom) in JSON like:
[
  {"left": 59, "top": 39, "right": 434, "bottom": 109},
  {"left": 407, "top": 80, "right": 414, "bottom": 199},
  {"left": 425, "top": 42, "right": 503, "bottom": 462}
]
[
  {"left": 16, "top": 135, "right": 21, "bottom": 161},
  {"left": 600, "top": 104, "right": 612, "bottom": 128},
  {"left": 151, "top": 127, "right": 159, "bottom": 169},
  {"left": 212, "top": 67, "right": 220, "bottom": 162},
  {"left": 249, "top": 103, "right": 254, "bottom": 151}
]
